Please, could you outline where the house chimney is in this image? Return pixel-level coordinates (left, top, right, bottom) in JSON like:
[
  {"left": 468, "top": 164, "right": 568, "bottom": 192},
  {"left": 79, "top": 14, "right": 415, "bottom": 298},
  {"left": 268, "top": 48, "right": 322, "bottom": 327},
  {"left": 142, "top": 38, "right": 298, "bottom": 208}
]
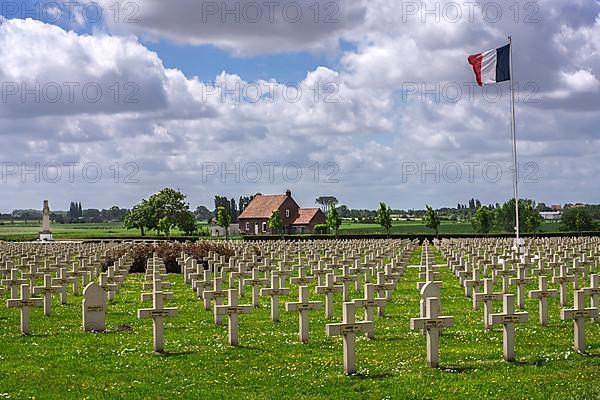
[{"left": 285, "top": 189, "right": 291, "bottom": 198}]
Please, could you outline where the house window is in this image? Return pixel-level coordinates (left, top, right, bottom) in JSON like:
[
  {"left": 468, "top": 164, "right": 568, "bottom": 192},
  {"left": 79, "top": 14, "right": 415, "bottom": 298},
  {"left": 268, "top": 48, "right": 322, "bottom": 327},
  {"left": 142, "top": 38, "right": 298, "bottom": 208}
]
[
  {"left": 245, "top": 222, "right": 249, "bottom": 231},
  {"left": 262, "top": 222, "right": 267, "bottom": 232},
  {"left": 285, "top": 209, "right": 290, "bottom": 218}
]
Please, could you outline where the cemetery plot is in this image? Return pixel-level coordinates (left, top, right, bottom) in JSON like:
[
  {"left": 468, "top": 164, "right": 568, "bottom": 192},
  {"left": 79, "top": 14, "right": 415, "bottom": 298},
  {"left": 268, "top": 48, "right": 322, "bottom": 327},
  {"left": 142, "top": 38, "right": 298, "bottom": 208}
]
[{"left": 0, "top": 239, "right": 599, "bottom": 399}]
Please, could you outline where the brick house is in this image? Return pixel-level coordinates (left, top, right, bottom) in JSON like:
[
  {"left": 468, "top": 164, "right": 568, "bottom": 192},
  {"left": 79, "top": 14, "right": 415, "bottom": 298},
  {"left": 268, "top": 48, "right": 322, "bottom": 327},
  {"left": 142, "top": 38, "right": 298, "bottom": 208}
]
[{"left": 238, "top": 190, "right": 326, "bottom": 234}]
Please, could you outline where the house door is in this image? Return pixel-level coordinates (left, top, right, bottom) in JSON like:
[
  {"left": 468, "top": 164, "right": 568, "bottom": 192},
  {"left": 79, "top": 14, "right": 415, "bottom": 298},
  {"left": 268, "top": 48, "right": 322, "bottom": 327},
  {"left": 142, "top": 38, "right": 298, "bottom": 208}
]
[{"left": 255, "top": 223, "right": 259, "bottom": 234}]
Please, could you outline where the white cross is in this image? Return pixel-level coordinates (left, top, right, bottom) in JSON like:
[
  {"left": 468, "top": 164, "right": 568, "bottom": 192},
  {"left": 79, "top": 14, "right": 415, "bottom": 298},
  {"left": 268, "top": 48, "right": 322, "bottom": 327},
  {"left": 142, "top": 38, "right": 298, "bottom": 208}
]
[
  {"left": 52, "top": 267, "right": 75, "bottom": 305},
  {"left": 334, "top": 265, "right": 358, "bottom": 302},
  {"left": 326, "top": 301, "right": 373, "bottom": 374},
  {"left": 260, "top": 272, "right": 290, "bottom": 322},
  {"left": 489, "top": 294, "right": 528, "bottom": 362},
  {"left": 473, "top": 278, "right": 502, "bottom": 330},
  {"left": 1, "top": 268, "right": 27, "bottom": 299},
  {"left": 204, "top": 277, "right": 227, "bottom": 323},
  {"left": 243, "top": 268, "right": 269, "bottom": 307},
  {"left": 137, "top": 281, "right": 179, "bottom": 353},
  {"left": 285, "top": 285, "right": 322, "bottom": 344},
  {"left": 553, "top": 264, "right": 575, "bottom": 307},
  {"left": 33, "top": 273, "right": 64, "bottom": 316},
  {"left": 410, "top": 297, "right": 454, "bottom": 368},
  {"left": 582, "top": 274, "right": 600, "bottom": 323},
  {"left": 528, "top": 276, "right": 558, "bottom": 326},
  {"left": 6, "top": 284, "right": 43, "bottom": 335},
  {"left": 509, "top": 267, "right": 532, "bottom": 309},
  {"left": 215, "top": 289, "right": 253, "bottom": 346},
  {"left": 560, "top": 289, "right": 599, "bottom": 353},
  {"left": 354, "top": 283, "right": 387, "bottom": 339},
  {"left": 316, "top": 273, "right": 343, "bottom": 319}
]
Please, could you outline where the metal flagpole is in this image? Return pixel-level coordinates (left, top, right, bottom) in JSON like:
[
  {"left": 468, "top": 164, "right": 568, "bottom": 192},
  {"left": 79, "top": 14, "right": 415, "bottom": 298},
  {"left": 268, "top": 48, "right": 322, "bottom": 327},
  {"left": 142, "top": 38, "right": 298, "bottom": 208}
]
[{"left": 508, "top": 35, "right": 520, "bottom": 252}]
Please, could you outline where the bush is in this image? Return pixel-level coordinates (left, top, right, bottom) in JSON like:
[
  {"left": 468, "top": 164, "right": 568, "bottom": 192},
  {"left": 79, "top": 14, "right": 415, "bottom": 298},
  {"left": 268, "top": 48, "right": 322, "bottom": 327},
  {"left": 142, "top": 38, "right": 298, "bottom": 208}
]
[
  {"left": 314, "top": 224, "right": 329, "bottom": 235},
  {"left": 102, "top": 241, "right": 234, "bottom": 273}
]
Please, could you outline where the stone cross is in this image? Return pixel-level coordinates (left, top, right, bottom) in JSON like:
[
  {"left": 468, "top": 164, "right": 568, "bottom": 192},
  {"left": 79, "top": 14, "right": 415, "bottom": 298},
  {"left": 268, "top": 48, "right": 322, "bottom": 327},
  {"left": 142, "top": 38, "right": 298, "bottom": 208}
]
[
  {"left": 582, "top": 274, "right": 600, "bottom": 323},
  {"left": 33, "top": 273, "right": 64, "bottom": 316},
  {"left": 99, "top": 272, "right": 118, "bottom": 302},
  {"left": 52, "top": 267, "right": 75, "bottom": 305},
  {"left": 193, "top": 270, "right": 212, "bottom": 299},
  {"left": 354, "top": 283, "right": 387, "bottom": 339},
  {"left": 6, "top": 284, "right": 43, "bottom": 335},
  {"left": 495, "top": 260, "right": 515, "bottom": 293},
  {"left": 334, "top": 265, "right": 358, "bottom": 302},
  {"left": 137, "top": 281, "right": 179, "bottom": 353},
  {"left": 215, "top": 289, "right": 253, "bottom": 346},
  {"left": 260, "top": 272, "right": 290, "bottom": 322},
  {"left": 243, "top": 268, "right": 268, "bottom": 307},
  {"left": 204, "top": 277, "right": 226, "bottom": 323},
  {"left": 509, "top": 267, "right": 533, "bottom": 309},
  {"left": 325, "top": 301, "right": 373, "bottom": 374},
  {"left": 528, "top": 276, "right": 558, "bottom": 326},
  {"left": 418, "top": 281, "right": 442, "bottom": 336},
  {"left": 473, "top": 278, "right": 503, "bottom": 330},
  {"left": 285, "top": 285, "right": 322, "bottom": 343},
  {"left": 373, "top": 272, "right": 395, "bottom": 316},
  {"left": 82, "top": 282, "right": 106, "bottom": 332},
  {"left": 560, "top": 289, "right": 599, "bottom": 353},
  {"left": 316, "top": 273, "right": 343, "bottom": 319},
  {"left": 290, "top": 266, "right": 314, "bottom": 286},
  {"left": 489, "top": 294, "right": 529, "bottom": 361},
  {"left": 410, "top": 297, "right": 454, "bottom": 368},
  {"left": 67, "top": 262, "right": 85, "bottom": 296},
  {"left": 553, "top": 264, "right": 575, "bottom": 307},
  {"left": 2, "top": 268, "right": 27, "bottom": 299},
  {"left": 464, "top": 267, "right": 483, "bottom": 299}
]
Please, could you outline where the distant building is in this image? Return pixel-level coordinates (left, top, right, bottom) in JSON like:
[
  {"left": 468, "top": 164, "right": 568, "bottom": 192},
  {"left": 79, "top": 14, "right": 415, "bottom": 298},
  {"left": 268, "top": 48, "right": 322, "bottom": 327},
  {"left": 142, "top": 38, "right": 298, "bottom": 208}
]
[
  {"left": 238, "top": 190, "right": 326, "bottom": 234},
  {"left": 210, "top": 223, "right": 240, "bottom": 237},
  {"left": 551, "top": 204, "right": 562, "bottom": 211},
  {"left": 540, "top": 211, "right": 562, "bottom": 221}
]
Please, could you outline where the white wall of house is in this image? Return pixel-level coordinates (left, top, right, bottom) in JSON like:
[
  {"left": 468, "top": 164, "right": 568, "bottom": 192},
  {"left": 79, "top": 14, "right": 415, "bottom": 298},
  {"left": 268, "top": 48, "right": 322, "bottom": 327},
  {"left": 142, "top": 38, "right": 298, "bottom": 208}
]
[{"left": 210, "top": 224, "right": 240, "bottom": 237}]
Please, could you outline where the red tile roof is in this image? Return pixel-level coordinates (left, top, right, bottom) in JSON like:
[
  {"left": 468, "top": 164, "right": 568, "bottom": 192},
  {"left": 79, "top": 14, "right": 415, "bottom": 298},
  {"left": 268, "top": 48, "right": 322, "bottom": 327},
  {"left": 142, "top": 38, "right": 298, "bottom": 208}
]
[
  {"left": 293, "top": 208, "right": 322, "bottom": 225},
  {"left": 238, "top": 195, "right": 288, "bottom": 219}
]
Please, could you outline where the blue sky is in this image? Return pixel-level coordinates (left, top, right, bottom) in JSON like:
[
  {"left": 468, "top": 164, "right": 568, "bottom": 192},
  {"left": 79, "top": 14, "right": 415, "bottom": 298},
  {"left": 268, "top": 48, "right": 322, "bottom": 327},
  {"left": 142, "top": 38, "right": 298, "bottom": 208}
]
[{"left": 1, "top": 1, "right": 599, "bottom": 211}]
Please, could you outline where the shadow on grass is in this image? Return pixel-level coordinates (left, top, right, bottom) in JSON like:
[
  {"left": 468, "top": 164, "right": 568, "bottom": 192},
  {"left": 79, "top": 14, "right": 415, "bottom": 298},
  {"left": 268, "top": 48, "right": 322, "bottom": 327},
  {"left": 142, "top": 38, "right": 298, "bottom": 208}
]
[
  {"left": 348, "top": 371, "right": 393, "bottom": 380},
  {"left": 155, "top": 350, "right": 195, "bottom": 357}
]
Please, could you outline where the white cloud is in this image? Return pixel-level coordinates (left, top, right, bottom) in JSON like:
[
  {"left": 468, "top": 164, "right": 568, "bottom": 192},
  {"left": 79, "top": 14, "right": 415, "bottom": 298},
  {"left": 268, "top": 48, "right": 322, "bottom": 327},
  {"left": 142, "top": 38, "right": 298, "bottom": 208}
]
[{"left": 3, "top": 1, "right": 600, "bottom": 210}]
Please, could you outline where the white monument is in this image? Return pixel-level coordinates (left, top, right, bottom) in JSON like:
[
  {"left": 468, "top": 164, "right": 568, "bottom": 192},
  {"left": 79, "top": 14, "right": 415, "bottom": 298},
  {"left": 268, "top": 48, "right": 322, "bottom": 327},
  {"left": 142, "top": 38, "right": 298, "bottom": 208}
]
[{"left": 39, "top": 200, "right": 53, "bottom": 241}]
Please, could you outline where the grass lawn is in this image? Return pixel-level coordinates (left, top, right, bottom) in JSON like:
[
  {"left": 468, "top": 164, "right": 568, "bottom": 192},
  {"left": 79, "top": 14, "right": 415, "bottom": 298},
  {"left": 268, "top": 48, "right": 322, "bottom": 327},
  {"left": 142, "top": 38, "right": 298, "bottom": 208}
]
[
  {"left": 0, "top": 222, "right": 211, "bottom": 241},
  {"left": 0, "top": 247, "right": 598, "bottom": 399},
  {"left": 339, "top": 221, "right": 563, "bottom": 235}
]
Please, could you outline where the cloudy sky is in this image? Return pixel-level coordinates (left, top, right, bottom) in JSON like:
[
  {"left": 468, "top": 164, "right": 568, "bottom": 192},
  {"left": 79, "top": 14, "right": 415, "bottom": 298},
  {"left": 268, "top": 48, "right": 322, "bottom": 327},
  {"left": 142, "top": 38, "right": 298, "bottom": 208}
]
[{"left": 0, "top": 0, "right": 599, "bottom": 212}]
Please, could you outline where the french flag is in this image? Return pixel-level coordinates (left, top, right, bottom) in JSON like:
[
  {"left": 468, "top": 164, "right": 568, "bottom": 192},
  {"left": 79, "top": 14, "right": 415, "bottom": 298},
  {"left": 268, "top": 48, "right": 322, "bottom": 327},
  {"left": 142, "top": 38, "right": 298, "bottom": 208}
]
[{"left": 468, "top": 44, "right": 511, "bottom": 86}]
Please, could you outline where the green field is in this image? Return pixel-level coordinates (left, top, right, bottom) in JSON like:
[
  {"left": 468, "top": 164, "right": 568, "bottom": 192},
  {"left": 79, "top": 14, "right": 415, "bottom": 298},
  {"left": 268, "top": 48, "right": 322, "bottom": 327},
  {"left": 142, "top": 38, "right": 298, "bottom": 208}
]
[
  {"left": 0, "top": 221, "right": 565, "bottom": 241},
  {"left": 0, "top": 247, "right": 598, "bottom": 399},
  {"left": 0, "top": 222, "right": 210, "bottom": 241},
  {"left": 338, "top": 220, "right": 562, "bottom": 235}
]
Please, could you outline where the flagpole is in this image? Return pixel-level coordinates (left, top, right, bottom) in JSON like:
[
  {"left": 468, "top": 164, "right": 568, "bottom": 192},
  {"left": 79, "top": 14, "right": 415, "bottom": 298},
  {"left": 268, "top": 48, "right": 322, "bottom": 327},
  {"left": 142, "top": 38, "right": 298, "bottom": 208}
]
[{"left": 508, "top": 35, "right": 521, "bottom": 252}]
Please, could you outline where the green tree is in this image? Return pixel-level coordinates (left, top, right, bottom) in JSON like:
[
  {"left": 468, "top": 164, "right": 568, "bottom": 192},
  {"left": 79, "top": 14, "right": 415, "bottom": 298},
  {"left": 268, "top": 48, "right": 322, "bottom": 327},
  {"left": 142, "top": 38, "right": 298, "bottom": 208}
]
[
  {"left": 148, "top": 188, "right": 193, "bottom": 236},
  {"left": 268, "top": 209, "right": 284, "bottom": 237},
  {"left": 471, "top": 207, "right": 493, "bottom": 235},
  {"left": 524, "top": 202, "right": 543, "bottom": 235},
  {"left": 123, "top": 200, "right": 152, "bottom": 236},
  {"left": 327, "top": 203, "right": 342, "bottom": 237},
  {"left": 179, "top": 211, "right": 198, "bottom": 235},
  {"left": 316, "top": 196, "right": 338, "bottom": 214},
  {"left": 125, "top": 188, "right": 194, "bottom": 236},
  {"left": 157, "top": 216, "right": 173, "bottom": 238},
  {"left": 495, "top": 198, "right": 538, "bottom": 233},
  {"left": 216, "top": 206, "right": 232, "bottom": 239},
  {"left": 376, "top": 202, "right": 392, "bottom": 236},
  {"left": 561, "top": 207, "right": 593, "bottom": 234},
  {"left": 424, "top": 205, "right": 441, "bottom": 237}
]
